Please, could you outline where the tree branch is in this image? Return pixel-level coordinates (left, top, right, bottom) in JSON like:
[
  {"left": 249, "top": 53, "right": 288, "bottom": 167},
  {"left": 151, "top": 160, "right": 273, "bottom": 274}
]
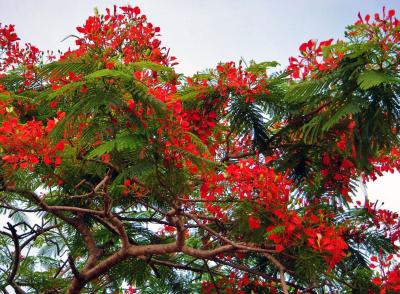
[{"left": 4, "top": 223, "right": 26, "bottom": 294}]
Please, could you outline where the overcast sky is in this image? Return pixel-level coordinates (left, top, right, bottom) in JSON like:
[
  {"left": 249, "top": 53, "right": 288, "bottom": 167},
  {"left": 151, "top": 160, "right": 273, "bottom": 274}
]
[{"left": 0, "top": 0, "right": 399, "bottom": 211}]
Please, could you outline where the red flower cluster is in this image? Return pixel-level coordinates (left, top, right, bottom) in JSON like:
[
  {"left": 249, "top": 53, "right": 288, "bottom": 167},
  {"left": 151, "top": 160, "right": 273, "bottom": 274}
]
[
  {"left": 304, "top": 222, "right": 348, "bottom": 271},
  {"left": 365, "top": 147, "right": 400, "bottom": 182},
  {"left": 288, "top": 38, "right": 344, "bottom": 79},
  {"left": 71, "top": 5, "right": 176, "bottom": 67},
  {"left": 320, "top": 152, "right": 355, "bottom": 201},
  {"left": 199, "top": 158, "right": 349, "bottom": 269},
  {"left": 201, "top": 272, "right": 275, "bottom": 294},
  {"left": 370, "top": 252, "right": 400, "bottom": 292},
  {"left": 0, "top": 23, "right": 41, "bottom": 73},
  {"left": 351, "top": 7, "right": 399, "bottom": 53},
  {"left": 215, "top": 62, "right": 269, "bottom": 103},
  {"left": 200, "top": 158, "right": 290, "bottom": 202},
  {"left": 365, "top": 200, "right": 400, "bottom": 245},
  {"left": 0, "top": 113, "right": 65, "bottom": 170},
  {"left": 0, "top": 23, "right": 19, "bottom": 49},
  {"left": 288, "top": 8, "right": 400, "bottom": 81}
]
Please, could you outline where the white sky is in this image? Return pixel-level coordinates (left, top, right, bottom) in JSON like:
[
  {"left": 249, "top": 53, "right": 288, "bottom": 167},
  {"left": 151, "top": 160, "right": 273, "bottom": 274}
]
[{"left": 0, "top": 0, "right": 399, "bottom": 211}]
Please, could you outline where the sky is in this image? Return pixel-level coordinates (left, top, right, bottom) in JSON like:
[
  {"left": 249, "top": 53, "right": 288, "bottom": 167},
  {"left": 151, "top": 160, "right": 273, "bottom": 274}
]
[{"left": 0, "top": 0, "right": 399, "bottom": 211}]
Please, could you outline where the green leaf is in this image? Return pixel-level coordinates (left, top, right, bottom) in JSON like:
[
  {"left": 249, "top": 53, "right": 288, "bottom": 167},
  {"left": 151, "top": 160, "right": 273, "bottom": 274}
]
[
  {"left": 286, "top": 77, "right": 334, "bottom": 104},
  {"left": 357, "top": 70, "right": 398, "bottom": 90},
  {"left": 0, "top": 92, "right": 31, "bottom": 102},
  {"left": 322, "top": 103, "right": 360, "bottom": 132},
  {"left": 87, "top": 133, "right": 145, "bottom": 158},
  {"left": 46, "top": 81, "right": 84, "bottom": 100},
  {"left": 132, "top": 61, "right": 173, "bottom": 73},
  {"left": 185, "top": 131, "right": 210, "bottom": 155},
  {"left": 246, "top": 61, "right": 279, "bottom": 74},
  {"left": 38, "top": 60, "right": 88, "bottom": 80},
  {"left": 264, "top": 225, "right": 284, "bottom": 237},
  {"left": 114, "top": 133, "right": 146, "bottom": 152},
  {"left": 85, "top": 69, "right": 132, "bottom": 80},
  {"left": 87, "top": 141, "right": 116, "bottom": 159}
]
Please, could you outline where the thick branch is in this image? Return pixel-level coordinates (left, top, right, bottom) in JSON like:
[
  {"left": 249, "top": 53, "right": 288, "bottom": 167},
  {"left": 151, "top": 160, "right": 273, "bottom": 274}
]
[{"left": 4, "top": 223, "right": 26, "bottom": 294}]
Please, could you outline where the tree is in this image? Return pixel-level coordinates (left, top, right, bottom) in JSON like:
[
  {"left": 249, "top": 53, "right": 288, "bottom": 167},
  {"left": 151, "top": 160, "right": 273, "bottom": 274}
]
[{"left": 0, "top": 5, "right": 399, "bottom": 293}]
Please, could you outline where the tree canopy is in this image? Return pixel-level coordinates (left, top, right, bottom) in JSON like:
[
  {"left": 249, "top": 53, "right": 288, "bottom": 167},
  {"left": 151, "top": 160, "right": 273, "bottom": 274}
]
[{"left": 0, "top": 5, "right": 399, "bottom": 293}]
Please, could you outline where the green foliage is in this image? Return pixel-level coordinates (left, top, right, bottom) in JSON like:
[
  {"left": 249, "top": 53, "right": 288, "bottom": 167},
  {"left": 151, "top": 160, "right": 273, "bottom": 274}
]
[
  {"left": 228, "top": 99, "right": 270, "bottom": 151},
  {"left": 357, "top": 70, "right": 398, "bottom": 90},
  {"left": 87, "top": 132, "right": 146, "bottom": 159}
]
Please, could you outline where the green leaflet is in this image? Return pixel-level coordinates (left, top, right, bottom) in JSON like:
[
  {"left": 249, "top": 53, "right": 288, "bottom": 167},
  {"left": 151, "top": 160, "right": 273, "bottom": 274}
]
[
  {"left": 246, "top": 61, "right": 280, "bottom": 74},
  {"left": 264, "top": 225, "right": 284, "bottom": 237},
  {"left": 85, "top": 69, "right": 132, "bottom": 80},
  {"left": 169, "top": 145, "right": 221, "bottom": 171},
  {"left": 286, "top": 78, "right": 334, "bottom": 104},
  {"left": 228, "top": 99, "right": 269, "bottom": 151},
  {"left": 185, "top": 131, "right": 210, "bottom": 156},
  {"left": 300, "top": 102, "right": 361, "bottom": 144},
  {"left": 87, "top": 133, "right": 146, "bottom": 159},
  {"left": 357, "top": 70, "right": 399, "bottom": 90},
  {"left": 0, "top": 92, "right": 31, "bottom": 102},
  {"left": 301, "top": 115, "right": 323, "bottom": 144},
  {"left": 192, "top": 72, "right": 213, "bottom": 80},
  {"left": 38, "top": 60, "right": 88, "bottom": 80},
  {"left": 322, "top": 103, "right": 361, "bottom": 132},
  {"left": 46, "top": 81, "right": 85, "bottom": 100}
]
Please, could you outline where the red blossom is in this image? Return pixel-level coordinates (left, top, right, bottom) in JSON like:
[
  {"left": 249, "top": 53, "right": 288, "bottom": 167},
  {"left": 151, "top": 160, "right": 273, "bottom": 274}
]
[{"left": 248, "top": 216, "right": 261, "bottom": 229}]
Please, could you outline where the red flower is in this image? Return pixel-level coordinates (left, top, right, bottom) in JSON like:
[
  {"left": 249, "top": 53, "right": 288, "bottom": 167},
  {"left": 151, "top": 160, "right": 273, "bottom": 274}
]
[
  {"left": 54, "top": 157, "right": 62, "bottom": 166},
  {"left": 55, "top": 140, "right": 65, "bottom": 151},
  {"left": 101, "top": 154, "right": 110, "bottom": 164},
  {"left": 80, "top": 85, "right": 87, "bottom": 93},
  {"left": 248, "top": 216, "right": 261, "bottom": 229},
  {"left": 371, "top": 277, "right": 382, "bottom": 285},
  {"left": 105, "top": 61, "right": 115, "bottom": 69}
]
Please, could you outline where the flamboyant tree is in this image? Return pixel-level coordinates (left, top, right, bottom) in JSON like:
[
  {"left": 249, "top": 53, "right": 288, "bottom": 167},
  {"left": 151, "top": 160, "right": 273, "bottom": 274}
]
[{"left": 0, "top": 5, "right": 399, "bottom": 293}]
